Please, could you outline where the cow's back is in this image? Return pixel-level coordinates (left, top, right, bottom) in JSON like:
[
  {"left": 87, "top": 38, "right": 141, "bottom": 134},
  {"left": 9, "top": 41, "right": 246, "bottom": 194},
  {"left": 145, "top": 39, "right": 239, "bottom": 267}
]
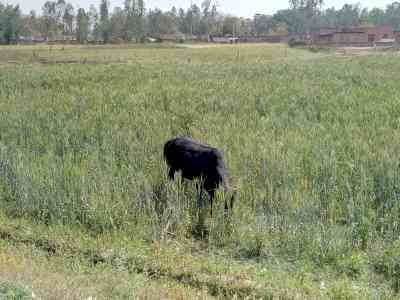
[{"left": 164, "top": 137, "right": 222, "bottom": 174}]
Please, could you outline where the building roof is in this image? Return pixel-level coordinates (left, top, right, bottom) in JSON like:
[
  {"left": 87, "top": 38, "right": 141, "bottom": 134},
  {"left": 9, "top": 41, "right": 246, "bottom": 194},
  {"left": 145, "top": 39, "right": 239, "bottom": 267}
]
[
  {"left": 338, "top": 29, "right": 365, "bottom": 34},
  {"left": 319, "top": 31, "right": 365, "bottom": 36},
  {"left": 317, "top": 26, "right": 395, "bottom": 34},
  {"left": 376, "top": 38, "right": 395, "bottom": 43}
]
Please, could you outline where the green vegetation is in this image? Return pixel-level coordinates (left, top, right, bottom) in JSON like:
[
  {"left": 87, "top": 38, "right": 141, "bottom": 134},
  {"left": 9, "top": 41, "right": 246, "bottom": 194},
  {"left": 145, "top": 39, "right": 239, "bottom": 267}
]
[
  {"left": 0, "top": 44, "right": 400, "bottom": 299},
  {"left": 5, "top": 0, "right": 400, "bottom": 45},
  {"left": 0, "top": 281, "right": 33, "bottom": 300}
]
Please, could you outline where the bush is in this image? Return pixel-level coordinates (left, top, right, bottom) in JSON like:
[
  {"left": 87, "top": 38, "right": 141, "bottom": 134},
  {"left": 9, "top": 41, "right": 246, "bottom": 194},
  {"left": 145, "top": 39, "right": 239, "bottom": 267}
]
[
  {"left": 372, "top": 240, "right": 400, "bottom": 292},
  {"left": 0, "top": 281, "right": 33, "bottom": 300},
  {"left": 288, "top": 38, "right": 307, "bottom": 48}
]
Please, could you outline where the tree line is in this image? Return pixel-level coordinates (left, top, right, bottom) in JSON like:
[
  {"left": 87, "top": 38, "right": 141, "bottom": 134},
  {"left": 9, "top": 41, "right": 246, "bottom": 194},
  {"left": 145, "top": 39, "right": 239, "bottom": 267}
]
[{"left": 1, "top": 0, "right": 400, "bottom": 44}]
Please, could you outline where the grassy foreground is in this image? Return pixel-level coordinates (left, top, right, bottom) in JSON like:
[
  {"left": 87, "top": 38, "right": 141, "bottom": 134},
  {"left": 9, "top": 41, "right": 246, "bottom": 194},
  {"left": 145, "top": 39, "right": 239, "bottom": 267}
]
[{"left": 0, "top": 43, "right": 400, "bottom": 299}]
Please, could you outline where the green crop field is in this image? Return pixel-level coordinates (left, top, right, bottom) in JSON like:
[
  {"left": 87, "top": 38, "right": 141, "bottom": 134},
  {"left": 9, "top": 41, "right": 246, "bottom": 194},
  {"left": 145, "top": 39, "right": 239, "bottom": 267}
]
[{"left": 0, "top": 43, "right": 400, "bottom": 299}]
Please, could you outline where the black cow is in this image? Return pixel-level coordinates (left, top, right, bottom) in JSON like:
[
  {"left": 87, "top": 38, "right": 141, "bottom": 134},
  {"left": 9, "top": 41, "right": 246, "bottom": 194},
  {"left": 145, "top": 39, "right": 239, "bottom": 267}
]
[{"left": 164, "top": 137, "right": 236, "bottom": 215}]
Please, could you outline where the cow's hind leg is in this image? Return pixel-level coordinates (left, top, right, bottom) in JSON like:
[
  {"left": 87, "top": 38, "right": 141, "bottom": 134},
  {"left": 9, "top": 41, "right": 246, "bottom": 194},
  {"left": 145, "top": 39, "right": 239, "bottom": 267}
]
[
  {"left": 204, "top": 179, "right": 217, "bottom": 217},
  {"left": 168, "top": 167, "right": 176, "bottom": 180},
  {"left": 194, "top": 184, "right": 208, "bottom": 239},
  {"left": 208, "top": 190, "right": 215, "bottom": 217},
  {"left": 224, "top": 198, "right": 229, "bottom": 213},
  {"left": 197, "top": 186, "right": 204, "bottom": 209}
]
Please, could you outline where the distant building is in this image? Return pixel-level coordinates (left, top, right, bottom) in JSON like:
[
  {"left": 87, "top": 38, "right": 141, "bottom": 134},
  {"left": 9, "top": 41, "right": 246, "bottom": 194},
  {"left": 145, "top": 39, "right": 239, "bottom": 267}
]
[
  {"left": 395, "top": 29, "right": 400, "bottom": 42},
  {"left": 313, "top": 28, "right": 367, "bottom": 46},
  {"left": 374, "top": 39, "right": 396, "bottom": 48},
  {"left": 363, "top": 25, "right": 394, "bottom": 43},
  {"left": 313, "top": 26, "right": 395, "bottom": 46}
]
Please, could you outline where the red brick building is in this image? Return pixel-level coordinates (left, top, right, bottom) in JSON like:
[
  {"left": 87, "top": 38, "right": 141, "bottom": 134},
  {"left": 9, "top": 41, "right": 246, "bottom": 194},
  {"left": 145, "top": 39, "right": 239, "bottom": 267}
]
[
  {"left": 395, "top": 29, "right": 400, "bottom": 42},
  {"left": 313, "top": 28, "right": 368, "bottom": 46},
  {"left": 363, "top": 25, "right": 394, "bottom": 43},
  {"left": 313, "top": 26, "right": 395, "bottom": 46}
]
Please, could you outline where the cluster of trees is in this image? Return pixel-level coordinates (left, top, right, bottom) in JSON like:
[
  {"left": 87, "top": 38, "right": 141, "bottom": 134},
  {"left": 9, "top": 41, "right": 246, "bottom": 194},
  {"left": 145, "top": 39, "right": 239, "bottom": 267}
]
[
  {"left": 322, "top": 2, "right": 400, "bottom": 29},
  {"left": 1, "top": 0, "right": 400, "bottom": 44},
  {"left": 0, "top": 3, "right": 22, "bottom": 44},
  {"left": 279, "top": 1, "right": 400, "bottom": 35}
]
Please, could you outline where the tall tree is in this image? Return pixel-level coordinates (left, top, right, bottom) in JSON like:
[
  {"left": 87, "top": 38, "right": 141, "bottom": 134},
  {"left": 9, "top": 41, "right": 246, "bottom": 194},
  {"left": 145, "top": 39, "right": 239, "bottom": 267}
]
[
  {"left": 367, "top": 8, "right": 385, "bottom": 26},
  {"left": 0, "top": 3, "right": 22, "bottom": 44},
  {"left": 337, "top": 4, "right": 361, "bottom": 28},
  {"left": 178, "top": 8, "right": 187, "bottom": 33},
  {"left": 169, "top": 6, "right": 179, "bottom": 33},
  {"left": 55, "top": 0, "right": 67, "bottom": 35},
  {"left": 89, "top": 4, "right": 100, "bottom": 40},
  {"left": 42, "top": 1, "right": 57, "bottom": 39},
  {"left": 136, "top": 0, "right": 145, "bottom": 40},
  {"left": 100, "top": 0, "right": 110, "bottom": 42},
  {"left": 385, "top": 2, "right": 400, "bottom": 29},
  {"left": 187, "top": 3, "right": 201, "bottom": 35},
  {"left": 288, "top": 0, "right": 324, "bottom": 35},
  {"left": 124, "top": 0, "right": 135, "bottom": 40},
  {"left": 200, "top": 0, "right": 211, "bottom": 35},
  {"left": 109, "top": 7, "right": 125, "bottom": 40},
  {"left": 359, "top": 8, "right": 370, "bottom": 26},
  {"left": 63, "top": 3, "right": 74, "bottom": 36},
  {"left": 274, "top": 9, "right": 306, "bottom": 35},
  {"left": 147, "top": 8, "right": 177, "bottom": 36},
  {"left": 21, "top": 10, "right": 41, "bottom": 39},
  {"left": 253, "top": 14, "right": 274, "bottom": 36},
  {"left": 123, "top": 0, "right": 145, "bottom": 41},
  {"left": 76, "top": 8, "right": 89, "bottom": 43},
  {"left": 222, "top": 16, "right": 239, "bottom": 36},
  {"left": 209, "top": 4, "right": 220, "bottom": 35}
]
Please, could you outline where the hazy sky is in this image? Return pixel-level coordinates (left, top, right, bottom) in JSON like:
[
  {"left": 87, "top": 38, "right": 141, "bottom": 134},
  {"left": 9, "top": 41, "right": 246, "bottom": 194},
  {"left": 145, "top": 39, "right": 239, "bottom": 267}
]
[{"left": 9, "top": 0, "right": 395, "bottom": 17}]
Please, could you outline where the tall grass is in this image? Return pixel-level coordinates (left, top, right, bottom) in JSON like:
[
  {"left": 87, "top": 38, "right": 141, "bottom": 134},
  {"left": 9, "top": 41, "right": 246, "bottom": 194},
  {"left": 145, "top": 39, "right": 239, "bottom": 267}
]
[{"left": 0, "top": 45, "right": 400, "bottom": 288}]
